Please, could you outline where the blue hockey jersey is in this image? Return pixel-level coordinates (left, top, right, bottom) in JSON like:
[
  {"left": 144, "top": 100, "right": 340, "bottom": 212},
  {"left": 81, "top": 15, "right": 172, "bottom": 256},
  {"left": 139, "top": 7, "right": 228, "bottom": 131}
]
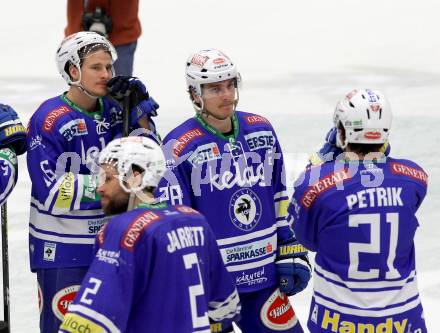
[
  {"left": 289, "top": 157, "right": 428, "bottom": 332},
  {"left": 0, "top": 148, "right": 17, "bottom": 206},
  {"left": 156, "top": 111, "right": 292, "bottom": 294},
  {"left": 26, "top": 94, "right": 158, "bottom": 270},
  {"left": 59, "top": 203, "right": 241, "bottom": 333}
]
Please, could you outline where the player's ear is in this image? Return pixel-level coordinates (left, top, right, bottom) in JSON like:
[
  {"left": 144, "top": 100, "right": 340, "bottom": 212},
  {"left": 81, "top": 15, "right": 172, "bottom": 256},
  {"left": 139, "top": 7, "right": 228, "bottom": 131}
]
[
  {"left": 189, "top": 87, "right": 202, "bottom": 107},
  {"left": 69, "top": 64, "right": 80, "bottom": 81},
  {"left": 129, "top": 171, "right": 143, "bottom": 189}
]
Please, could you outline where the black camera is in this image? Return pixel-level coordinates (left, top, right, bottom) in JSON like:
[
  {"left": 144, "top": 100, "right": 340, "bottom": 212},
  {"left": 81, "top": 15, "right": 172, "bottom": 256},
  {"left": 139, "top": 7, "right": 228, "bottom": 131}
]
[{"left": 81, "top": 6, "right": 112, "bottom": 37}]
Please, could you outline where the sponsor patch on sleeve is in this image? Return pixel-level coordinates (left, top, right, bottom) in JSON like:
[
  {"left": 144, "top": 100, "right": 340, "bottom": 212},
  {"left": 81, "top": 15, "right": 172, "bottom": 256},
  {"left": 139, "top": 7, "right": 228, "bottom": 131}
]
[
  {"left": 54, "top": 172, "right": 76, "bottom": 210},
  {"left": 176, "top": 206, "right": 200, "bottom": 214},
  {"left": 60, "top": 312, "right": 105, "bottom": 333},
  {"left": 173, "top": 128, "right": 205, "bottom": 156},
  {"left": 121, "top": 211, "right": 161, "bottom": 251},
  {"left": 244, "top": 115, "right": 270, "bottom": 125},
  {"left": 390, "top": 162, "right": 428, "bottom": 185},
  {"left": 59, "top": 119, "right": 88, "bottom": 141},
  {"left": 43, "top": 106, "right": 72, "bottom": 132},
  {"left": 188, "top": 142, "right": 221, "bottom": 166},
  {"left": 301, "top": 169, "right": 351, "bottom": 208}
]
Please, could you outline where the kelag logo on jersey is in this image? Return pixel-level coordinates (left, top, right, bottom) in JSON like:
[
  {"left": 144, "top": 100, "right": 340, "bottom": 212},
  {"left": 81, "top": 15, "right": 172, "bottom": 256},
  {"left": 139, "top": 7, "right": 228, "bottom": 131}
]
[
  {"left": 59, "top": 119, "right": 88, "bottom": 141},
  {"left": 244, "top": 130, "right": 275, "bottom": 151},
  {"left": 229, "top": 188, "right": 262, "bottom": 231},
  {"left": 188, "top": 142, "right": 221, "bottom": 166}
]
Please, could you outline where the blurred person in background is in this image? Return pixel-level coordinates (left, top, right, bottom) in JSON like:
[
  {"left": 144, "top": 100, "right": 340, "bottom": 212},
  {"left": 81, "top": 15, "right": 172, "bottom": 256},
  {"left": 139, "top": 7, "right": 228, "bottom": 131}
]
[{"left": 65, "top": 0, "right": 141, "bottom": 76}]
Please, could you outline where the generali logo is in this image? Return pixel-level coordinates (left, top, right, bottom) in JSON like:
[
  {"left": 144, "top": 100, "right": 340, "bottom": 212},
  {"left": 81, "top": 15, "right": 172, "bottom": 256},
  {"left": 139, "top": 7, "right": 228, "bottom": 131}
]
[
  {"left": 43, "top": 106, "right": 71, "bottom": 132},
  {"left": 301, "top": 169, "right": 351, "bottom": 208}
]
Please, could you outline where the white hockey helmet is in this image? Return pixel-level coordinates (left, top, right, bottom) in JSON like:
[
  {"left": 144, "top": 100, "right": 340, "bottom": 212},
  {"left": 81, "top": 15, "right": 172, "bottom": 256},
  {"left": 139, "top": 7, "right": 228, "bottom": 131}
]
[
  {"left": 56, "top": 31, "right": 117, "bottom": 85},
  {"left": 98, "top": 136, "right": 166, "bottom": 193},
  {"left": 333, "top": 89, "right": 392, "bottom": 148},
  {"left": 185, "top": 48, "right": 241, "bottom": 97}
]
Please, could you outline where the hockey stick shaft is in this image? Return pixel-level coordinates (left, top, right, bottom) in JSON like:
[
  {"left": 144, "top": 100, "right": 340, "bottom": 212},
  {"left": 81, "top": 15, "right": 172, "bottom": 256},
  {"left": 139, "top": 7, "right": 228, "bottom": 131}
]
[
  {"left": 0, "top": 203, "right": 10, "bottom": 333},
  {"left": 122, "top": 95, "right": 130, "bottom": 137}
]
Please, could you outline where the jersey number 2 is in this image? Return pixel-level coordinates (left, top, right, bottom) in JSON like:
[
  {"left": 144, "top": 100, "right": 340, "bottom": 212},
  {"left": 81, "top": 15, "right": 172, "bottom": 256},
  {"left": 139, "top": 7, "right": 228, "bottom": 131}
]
[
  {"left": 348, "top": 212, "right": 400, "bottom": 279},
  {"left": 183, "top": 252, "right": 210, "bottom": 329}
]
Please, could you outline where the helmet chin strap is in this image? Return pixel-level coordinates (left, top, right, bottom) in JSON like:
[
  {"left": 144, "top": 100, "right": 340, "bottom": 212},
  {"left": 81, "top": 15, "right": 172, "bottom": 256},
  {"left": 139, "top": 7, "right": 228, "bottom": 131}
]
[
  {"left": 70, "top": 67, "right": 101, "bottom": 100},
  {"left": 127, "top": 192, "right": 136, "bottom": 211}
]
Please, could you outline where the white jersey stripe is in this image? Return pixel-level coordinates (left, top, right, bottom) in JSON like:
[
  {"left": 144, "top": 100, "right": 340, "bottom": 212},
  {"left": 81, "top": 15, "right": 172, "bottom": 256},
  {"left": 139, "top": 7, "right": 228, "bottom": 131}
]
[
  {"left": 29, "top": 227, "right": 95, "bottom": 245},
  {"left": 216, "top": 225, "right": 276, "bottom": 246},
  {"left": 314, "top": 269, "right": 420, "bottom": 309},
  {"left": 315, "top": 262, "right": 417, "bottom": 289},
  {"left": 314, "top": 294, "right": 422, "bottom": 317},
  {"left": 68, "top": 304, "right": 120, "bottom": 333},
  {"left": 30, "top": 206, "right": 109, "bottom": 236},
  {"left": 31, "top": 197, "right": 104, "bottom": 217}
]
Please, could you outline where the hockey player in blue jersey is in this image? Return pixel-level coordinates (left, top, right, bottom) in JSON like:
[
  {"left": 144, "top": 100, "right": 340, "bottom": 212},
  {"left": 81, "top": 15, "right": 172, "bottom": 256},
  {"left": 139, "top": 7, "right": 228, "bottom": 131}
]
[
  {"left": 0, "top": 103, "right": 26, "bottom": 204},
  {"left": 58, "top": 136, "right": 241, "bottom": 333},
  {"left": 26, "top": 31, "right": 160, "bottom": 332},
  {"left": 289, "top": 89, "right": 428, "bottom": 333},
  {"left": 156, "top": 49, "right": 310, "bottom": 332}
]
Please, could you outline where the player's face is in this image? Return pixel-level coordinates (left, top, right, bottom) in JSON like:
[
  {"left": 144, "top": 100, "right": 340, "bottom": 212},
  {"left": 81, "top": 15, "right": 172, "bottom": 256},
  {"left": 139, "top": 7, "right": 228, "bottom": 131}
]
[
  {"left": 79, "top": 50, "right": 113, "bottom": 97},
  {"left": 200, "top": 79, "right": 236, "bottom": 120},
  {"left": 97, "top": 164, "right": 129, "bottom": 215}
]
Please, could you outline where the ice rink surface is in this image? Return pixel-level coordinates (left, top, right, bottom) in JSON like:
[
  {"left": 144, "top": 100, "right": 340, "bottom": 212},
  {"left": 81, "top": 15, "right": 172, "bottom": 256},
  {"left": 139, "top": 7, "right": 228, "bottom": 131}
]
[{"left": 0, "top": 0, "right": 439, "bottom": 331}]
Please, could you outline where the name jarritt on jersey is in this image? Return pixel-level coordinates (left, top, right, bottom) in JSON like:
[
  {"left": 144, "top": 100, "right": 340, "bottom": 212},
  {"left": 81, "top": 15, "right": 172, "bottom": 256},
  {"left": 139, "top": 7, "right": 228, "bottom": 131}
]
[{"left": 167, "top": 226, "right": 205, "bottom": 253}]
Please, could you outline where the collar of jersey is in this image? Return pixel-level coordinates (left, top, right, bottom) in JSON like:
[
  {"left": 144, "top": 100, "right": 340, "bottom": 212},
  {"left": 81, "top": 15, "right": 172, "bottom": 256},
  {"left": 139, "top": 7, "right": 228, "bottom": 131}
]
[
  {"left": 61, "top": 94, "right": 104, "bottom": 121},
  {"left": 195, "top": 112, "right": 239, "bottom": 143},
  {"left": 135, "top": 201, "right": 168, "bottom": 210},
  {"left": 336, "top": 157, "right": 388, "bottom": 164}
]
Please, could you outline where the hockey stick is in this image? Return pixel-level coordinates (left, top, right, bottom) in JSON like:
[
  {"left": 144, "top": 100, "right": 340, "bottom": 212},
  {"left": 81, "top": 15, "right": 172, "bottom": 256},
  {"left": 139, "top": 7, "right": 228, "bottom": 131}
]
[
  {"left": 122, "top": 94, "right": 130, "bottom": 137},
  {"left": 0, "top": 203, "right": 10, "bottom": 333}
]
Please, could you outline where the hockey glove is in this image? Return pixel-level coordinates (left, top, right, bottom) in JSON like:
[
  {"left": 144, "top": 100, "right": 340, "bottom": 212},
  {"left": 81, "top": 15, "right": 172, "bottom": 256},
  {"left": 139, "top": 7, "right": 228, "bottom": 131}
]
[
  {"left": 0, "top": 103, "right": 26, "bottom": 155},
  {"left": 107, "top": 76, "right": 159, "bottom": 127},
  {"left": 308, "top": 127, "right": 391, "bottom": 166},
  {"left": 275, "top": 239, "right": 311, "bottom": 296}
]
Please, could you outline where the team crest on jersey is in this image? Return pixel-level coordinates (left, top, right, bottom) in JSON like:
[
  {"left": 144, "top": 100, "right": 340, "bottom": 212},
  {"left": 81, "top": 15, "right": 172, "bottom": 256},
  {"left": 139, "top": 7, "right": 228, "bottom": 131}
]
[
  {"left": 51, "top": 285, "right": 80, "bottom": 320},
  {"left": 260, "top": 288, "right": 298, "bottom": 330},
  {"left": 59, "top": 119, "right": 88, "bottom": 141},
  {"left": 43, "top": 106, "right": 71, "bottom": 132},
  {"left": 229, "top": 188, "right": 262, "bottom": 231},
  {"left": 188, "top": 142, "right": 221, "bottom": 166}
]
